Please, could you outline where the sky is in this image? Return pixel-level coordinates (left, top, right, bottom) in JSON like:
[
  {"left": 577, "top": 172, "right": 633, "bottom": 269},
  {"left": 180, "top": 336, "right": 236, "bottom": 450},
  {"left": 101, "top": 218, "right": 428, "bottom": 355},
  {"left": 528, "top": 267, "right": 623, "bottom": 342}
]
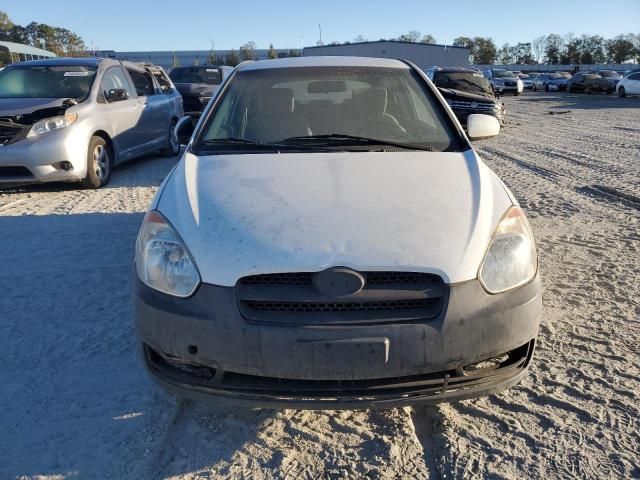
[{"left": 3, "top": 0, "right": 639, "bottom": 51}]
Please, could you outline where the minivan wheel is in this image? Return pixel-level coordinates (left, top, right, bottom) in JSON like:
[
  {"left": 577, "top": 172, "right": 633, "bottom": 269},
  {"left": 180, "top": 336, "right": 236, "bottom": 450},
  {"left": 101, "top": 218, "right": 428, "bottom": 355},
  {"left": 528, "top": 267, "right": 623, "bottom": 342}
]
[
  {"left": 618, "top": 87, "right": 626, "bottom": 97},
  {"left": 162, "top": 119, "right": 181, "bottom": 157},
  {"left": 81, "top": 136, "right": 112, "bottom": 189}
]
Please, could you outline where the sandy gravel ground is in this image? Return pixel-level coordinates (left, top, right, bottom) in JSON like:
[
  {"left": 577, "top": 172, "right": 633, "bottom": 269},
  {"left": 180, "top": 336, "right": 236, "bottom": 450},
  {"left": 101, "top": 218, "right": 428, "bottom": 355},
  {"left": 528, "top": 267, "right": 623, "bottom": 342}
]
[{"left": 1, "top": 92, "right": 638, "bottom": 479}]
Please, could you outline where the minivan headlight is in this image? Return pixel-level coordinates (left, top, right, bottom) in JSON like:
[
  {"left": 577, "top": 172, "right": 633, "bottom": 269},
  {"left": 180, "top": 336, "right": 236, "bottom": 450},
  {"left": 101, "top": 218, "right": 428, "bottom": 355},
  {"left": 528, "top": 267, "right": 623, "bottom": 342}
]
[
  {"left": 136, "top": 211, "right": 200, "bottom": 297},
  {"left": 478, "top": 206, "right": 537, "bottom": 293},
  {"left": 28, "top": 113, "right": 78, "bottom": 137}
]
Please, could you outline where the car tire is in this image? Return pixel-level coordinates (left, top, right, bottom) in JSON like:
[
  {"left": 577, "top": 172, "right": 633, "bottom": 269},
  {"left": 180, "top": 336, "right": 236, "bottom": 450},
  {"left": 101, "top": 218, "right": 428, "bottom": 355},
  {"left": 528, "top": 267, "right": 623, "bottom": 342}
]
[
  {"left": 585, "top": 86, "right": 592, "bottom": 94},
  {"left": 81, "top": 136, "right": 112, "bottom": 189},
  {"left": 161, "top": 119, "right": 181, "bottom": 157},
  {"left": 532, "top": 85, "right": 537, "bottom": 92},
  {"left": 618, "top": 86, "right": 626, "bottom": 97},
  {"left": 545, "top": 85, "right": 550, "bottom": 92},
  {"left": 514, "top": 92, "right": 521, "bottom": 96}
]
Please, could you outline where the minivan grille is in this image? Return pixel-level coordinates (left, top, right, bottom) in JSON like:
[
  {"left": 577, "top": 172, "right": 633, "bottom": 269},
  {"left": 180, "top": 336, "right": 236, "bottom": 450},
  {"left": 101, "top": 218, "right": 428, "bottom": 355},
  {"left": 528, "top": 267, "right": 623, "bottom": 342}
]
[
  {"left": 0, "top": 121, "right": 27, "bottom": 145},
  {"left": 448, "top": 100, "right": 496, "bottom": 111},
  {"left": 237, "top": 270, "right": 446, "bottom": 325}
]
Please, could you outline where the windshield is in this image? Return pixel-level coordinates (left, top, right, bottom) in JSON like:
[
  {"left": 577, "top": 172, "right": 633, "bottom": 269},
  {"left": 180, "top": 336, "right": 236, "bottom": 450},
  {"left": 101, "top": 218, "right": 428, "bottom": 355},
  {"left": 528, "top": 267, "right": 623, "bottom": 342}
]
[
  {"left": 548, "top": 74, "right": 563, "bottom": 79},
  {"left": 434, "top": 71, "right": 493, "bottom": 95},
  {"left": 169, "top": 67, "right": 222, "bottom": 84},
  {"left": 195, "top": 66, "right": 461, "bottom": 153},
  {"left": 584, "top": 75, "right": 601, "bottom": 80},
  {"left": 598, "top": 71, "right": 619, "bottom": 78},
  {"left": 0, "top": 65, "right": 97, "bottom": 99},
  {"left": 493, "top": 70, "right": 515, "bottom": 78}
]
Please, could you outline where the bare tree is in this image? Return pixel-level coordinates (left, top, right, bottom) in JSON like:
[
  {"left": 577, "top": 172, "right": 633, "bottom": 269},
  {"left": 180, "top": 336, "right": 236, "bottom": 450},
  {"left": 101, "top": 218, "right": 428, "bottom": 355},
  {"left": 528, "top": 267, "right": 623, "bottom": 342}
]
[{"left": 532, "top": 36, "right": 546, "bottom": 63}]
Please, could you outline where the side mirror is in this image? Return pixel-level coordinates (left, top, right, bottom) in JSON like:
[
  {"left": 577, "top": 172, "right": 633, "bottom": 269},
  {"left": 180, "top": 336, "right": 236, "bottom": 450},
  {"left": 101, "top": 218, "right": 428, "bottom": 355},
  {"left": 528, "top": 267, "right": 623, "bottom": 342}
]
[
  {"left": 467, "top": 114, "right": 500, "bottom": 140},
  {"left": 176, "top": 116, "right": 194, "bottom": 145},
  {"left": 105, "top": 88, "right": 129, "bottom": 102}
]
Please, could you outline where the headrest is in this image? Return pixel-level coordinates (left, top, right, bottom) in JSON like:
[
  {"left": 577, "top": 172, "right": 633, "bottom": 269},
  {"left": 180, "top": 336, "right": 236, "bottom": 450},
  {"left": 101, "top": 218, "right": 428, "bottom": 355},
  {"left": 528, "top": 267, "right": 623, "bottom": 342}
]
[
  {"left": 256, "top": 88, "right": 294, "bottom": 115},
  {"left": 352, "top": 88, "right": 388, "bottom": 115}
]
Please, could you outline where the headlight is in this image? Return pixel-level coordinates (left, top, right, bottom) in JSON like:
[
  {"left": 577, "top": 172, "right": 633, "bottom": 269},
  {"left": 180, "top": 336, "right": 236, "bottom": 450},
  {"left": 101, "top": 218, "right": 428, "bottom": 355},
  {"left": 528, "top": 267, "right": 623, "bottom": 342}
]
[
  {"left": 478, "top": 206, "right": 537, "bottom": 293},
  {"left": 136, "top": 211, "right": 200, "bottom": 297},
  {"left": 28, "top": 112, "right": 78, "bottom": 137}
]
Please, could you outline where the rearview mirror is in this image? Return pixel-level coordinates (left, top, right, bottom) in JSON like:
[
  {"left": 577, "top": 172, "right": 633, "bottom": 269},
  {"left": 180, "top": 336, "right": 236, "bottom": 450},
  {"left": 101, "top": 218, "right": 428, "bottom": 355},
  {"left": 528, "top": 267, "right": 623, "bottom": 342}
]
[
  {"left": 105, "top": 88, "right": 129, "bottom": 102},
  {"left": 176, "top": 116, "right": 194, "bottom": 145},
  {"left": 467, "top": 114, "right": 500, "bottom": 140}
]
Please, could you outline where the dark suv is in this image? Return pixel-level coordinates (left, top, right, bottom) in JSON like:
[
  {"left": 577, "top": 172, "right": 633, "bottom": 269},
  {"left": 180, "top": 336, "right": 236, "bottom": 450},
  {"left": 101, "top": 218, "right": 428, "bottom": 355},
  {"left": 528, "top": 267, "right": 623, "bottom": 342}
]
[
  {"left": 169, "top": 65, "right": 232, "bottom": 116},
  {"left": 427, "top": 67, "right": 506, "bottom": 126}
]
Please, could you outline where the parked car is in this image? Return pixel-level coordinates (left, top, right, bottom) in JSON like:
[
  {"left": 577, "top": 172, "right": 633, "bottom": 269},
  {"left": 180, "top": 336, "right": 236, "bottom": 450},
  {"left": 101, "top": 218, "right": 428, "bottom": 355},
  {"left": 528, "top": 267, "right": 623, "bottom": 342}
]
[
  {"left": 556, "top": 71, "right": 573, "bottom": 80},
  {"left": 427, "top": 67, "right": 506, "bottom": 126},
  {"left": 567, "top": 73, "right": 614, "bottom": 94},
  {"left": 517, "top": 73, "right": 534, "bottom": 89},
  {"left": 617, "top": 72, "right": 640, "bottom": 97},
  {"left": 134, "top": 56, "right": 542, "bottom": 409},
  {"left": 0, "top": 57, "right": 183, "bottom": 188},
  {"left": 532, "top": 73, "right": 568, "bottom": 91},
  {"left": 483, "top": 68, "right": 523, "bottom": 95},
  {"left": 591, "top": 70, "right": 623, "bottom": 89},
  {"left": 169, "top": 65, "right": 233, "bottom": 117}
]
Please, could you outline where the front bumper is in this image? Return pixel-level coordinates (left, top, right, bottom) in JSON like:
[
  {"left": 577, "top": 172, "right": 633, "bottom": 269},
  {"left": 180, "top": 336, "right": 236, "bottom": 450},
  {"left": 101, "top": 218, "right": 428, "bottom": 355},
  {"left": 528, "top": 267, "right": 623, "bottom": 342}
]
[
  {"left": 0, "top": 128, "right": 88, "bottom": 183},
  {"left": 134, "top": 274, "right": 542, "bottom": 408}
]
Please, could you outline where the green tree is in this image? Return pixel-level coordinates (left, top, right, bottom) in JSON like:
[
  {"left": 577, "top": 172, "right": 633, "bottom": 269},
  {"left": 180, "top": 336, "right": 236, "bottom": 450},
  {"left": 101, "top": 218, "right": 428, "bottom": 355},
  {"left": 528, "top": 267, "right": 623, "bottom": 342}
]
[
  {"left": 225, "top": 49, "right": 240, "bottom": 66},
  {"left": 267, "top": 43, "right": 277, "bottom": 59},
  {"left": 497, "top": 43, "right": 514, "bottom": 64},
  {"left": 472, "top": 37, "right": 497, "bottom": 64},
  {"left": 239, "top": 41, "right": 256, "bottom": 61},
  {"left": 544, "top": 34, "right": 564, "bottom": 64},
  {"left": 287, "top": 49, "right": 301, "bottom": 57},
  {"left": 606, "top": 34, "right": 636, "bottom": 63},
  {"left": 420, "top": 34, "right": 436, "bottom": 44},
  {"left": 0, "top": 10, "right": 14, "bottom": 40}
]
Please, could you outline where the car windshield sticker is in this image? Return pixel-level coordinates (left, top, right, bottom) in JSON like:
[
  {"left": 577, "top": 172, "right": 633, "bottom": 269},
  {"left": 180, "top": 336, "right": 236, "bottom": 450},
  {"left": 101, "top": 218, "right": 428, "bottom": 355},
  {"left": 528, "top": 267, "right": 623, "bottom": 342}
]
[{"left": 64, "top": 71, "right": 90, "bottom": 77}]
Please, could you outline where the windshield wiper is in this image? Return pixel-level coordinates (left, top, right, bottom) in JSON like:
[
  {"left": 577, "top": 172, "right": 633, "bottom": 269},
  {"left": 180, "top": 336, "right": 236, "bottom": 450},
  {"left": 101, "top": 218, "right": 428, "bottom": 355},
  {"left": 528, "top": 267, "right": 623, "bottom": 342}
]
[
  {"left": 276, "top": 134, "right": 433, "bottom": 151},
  {"left": 195, "top": 137, "right": 336, "bottom": 153}
]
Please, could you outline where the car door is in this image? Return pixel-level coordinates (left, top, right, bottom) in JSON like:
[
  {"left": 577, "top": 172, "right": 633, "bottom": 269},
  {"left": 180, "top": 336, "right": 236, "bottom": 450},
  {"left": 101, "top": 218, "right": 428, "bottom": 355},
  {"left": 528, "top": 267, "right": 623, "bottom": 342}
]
[
  {"left": 126, "top": 68, "right": 166, "bottom": 151},
  {"left": 628, "top": 73, "right": 640, "bottom": 94},
  {"left": 98, "top": 66, "right": 144, "bottom": 162},
  {"left": 572, "top": 74, "right": 584, "bottom": 91}
]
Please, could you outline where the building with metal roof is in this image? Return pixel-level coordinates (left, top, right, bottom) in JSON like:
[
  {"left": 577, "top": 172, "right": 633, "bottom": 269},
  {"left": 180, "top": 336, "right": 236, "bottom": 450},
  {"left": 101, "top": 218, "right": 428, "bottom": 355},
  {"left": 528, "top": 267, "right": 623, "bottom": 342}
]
[
  {"left": 0, "top": 40, "right": 57, "bottom": 65},
  {"left": 303, "top": 40, "right": 470, "bottom": 70}
]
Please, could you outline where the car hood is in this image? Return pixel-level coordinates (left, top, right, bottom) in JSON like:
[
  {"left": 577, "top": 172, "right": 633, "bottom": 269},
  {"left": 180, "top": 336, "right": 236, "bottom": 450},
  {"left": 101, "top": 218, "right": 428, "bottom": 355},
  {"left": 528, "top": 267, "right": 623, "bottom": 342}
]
[
  {"left": 438, "top": 88, "right": 496, "bottom": 103},
  {"left": 156, "top": 150, "right": 514, "bottom": 286},
  {"left": 0, "top": 97, "right": 68, "bottom": 116},
  {"left": 174, "top": 83, "right": 218, "bottom": 96}
]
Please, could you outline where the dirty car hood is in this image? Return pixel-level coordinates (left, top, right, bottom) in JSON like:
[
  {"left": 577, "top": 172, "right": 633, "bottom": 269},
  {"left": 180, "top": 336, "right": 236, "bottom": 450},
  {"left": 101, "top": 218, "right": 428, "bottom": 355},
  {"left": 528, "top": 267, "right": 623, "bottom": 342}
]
[{"left": 157, "top": 150, "right": 513, "bottom": 286}]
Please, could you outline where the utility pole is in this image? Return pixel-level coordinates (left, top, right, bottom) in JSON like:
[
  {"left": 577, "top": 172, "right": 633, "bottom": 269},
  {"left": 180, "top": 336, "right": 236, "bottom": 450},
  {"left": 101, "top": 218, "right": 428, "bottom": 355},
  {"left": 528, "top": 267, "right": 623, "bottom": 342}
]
[{"left": 319, "top": 24, "right": 323, "bottom": 55}]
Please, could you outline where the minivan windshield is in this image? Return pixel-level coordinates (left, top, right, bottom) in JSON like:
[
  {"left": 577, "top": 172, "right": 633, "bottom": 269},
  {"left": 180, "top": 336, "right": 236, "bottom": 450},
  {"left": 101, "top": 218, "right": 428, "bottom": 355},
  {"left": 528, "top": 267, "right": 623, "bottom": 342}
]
[
  {"left": 196, "top": 66, "right": 461, "bottom": 153},
  {"left": 0, "top": 65, "right": 97, "bottom": 99},
  {"left": 493, "top": 70, "right": 515, "bottom": 78},
  {"left": 434, "top": 71, "right": 493, "bottom": 96},
  {"left": 169, "top": 67, "right": 222, "bottom": 85},
  {"left": 597, "top": 70, "right": 620, "bottom": 78}
]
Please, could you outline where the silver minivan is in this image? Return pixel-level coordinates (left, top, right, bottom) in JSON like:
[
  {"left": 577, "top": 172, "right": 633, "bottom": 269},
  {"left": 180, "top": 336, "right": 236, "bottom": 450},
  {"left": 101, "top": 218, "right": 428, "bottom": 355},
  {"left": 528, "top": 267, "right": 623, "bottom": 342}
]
[{"left": 0, "top": 57, "right": 184, "bottom": 188}]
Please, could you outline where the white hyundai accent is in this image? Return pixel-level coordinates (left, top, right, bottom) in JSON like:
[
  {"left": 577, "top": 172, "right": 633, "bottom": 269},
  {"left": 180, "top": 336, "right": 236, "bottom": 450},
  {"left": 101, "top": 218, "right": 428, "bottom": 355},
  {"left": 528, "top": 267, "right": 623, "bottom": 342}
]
[{"left": 134, "top": 57, "right": 541, "bottom": 409}]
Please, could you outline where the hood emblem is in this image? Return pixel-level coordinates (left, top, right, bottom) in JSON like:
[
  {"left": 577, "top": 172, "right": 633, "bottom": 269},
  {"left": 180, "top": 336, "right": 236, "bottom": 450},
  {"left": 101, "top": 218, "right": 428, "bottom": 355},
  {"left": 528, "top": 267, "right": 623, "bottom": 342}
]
[
  {"left": 470, "top": 102, "right": 478, "bottom": 108},
  {"left": 313, "top": 267, "right": 365, "bottom": 297}
]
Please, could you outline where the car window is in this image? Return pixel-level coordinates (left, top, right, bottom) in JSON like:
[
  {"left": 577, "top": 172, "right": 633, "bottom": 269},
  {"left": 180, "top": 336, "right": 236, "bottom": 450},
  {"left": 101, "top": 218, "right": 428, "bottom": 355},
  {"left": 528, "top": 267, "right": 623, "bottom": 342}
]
[
  {"left": 100, "top": 66, "right": 135, "bottom": 100},
  {"left": 151, "top": 70, "right": 172, "bottom": 92},
  {"left": 196, "top": 66, "right": 462, "bottom": 152},
  {"left": 629, "top": 73, "right": 640, "bottom": 81},
  {"left": 0, "top": 65, "right": 97, "bottom": 99},
  {"left": 127, "top": 69, "right": 156, "bottom": 96},
  {"left": 434, "top": 71, "right": 493, "bottom": 95},
  {"left": 493, "top": 70, "right": 515, "bottom": 78},
  {"left": 169, "top": 67, "right": 223, "bottom": 85}
]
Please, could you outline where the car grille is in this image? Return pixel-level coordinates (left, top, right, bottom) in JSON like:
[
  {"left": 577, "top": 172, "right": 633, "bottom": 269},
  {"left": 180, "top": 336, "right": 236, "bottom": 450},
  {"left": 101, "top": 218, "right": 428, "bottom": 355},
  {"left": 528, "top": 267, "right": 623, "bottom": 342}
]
[
  {"left": 504, "top": 81, "right": 517, "bottom": 87},
  {"left": 0, "top": 166, "right": 33, "bottom": 179},
  {"left": 236, "top": 270, "right": 446, "bottom": 325},
  {"left": 448, "top": 100, "right": 496, "bottom": 111},
  {"left": 0, "top": 120, "right": 28, "bottom": 145}
]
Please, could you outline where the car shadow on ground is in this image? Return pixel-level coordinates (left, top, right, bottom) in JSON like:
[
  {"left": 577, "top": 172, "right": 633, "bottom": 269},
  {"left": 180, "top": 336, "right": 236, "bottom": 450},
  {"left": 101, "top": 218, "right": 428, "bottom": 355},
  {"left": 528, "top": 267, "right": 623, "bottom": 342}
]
[{"left": 0, "top": 211, "right": 277, "bottom": 479}]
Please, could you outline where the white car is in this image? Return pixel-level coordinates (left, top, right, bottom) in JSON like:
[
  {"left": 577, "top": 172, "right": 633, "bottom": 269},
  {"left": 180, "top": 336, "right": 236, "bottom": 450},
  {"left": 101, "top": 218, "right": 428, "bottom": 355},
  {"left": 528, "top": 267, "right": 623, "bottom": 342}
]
[
  {"left": 617, "top": 72, "right": 640, "bottom": 97},
  {"left": 134, "top": 56, "right": 541, "bottom": 409}
]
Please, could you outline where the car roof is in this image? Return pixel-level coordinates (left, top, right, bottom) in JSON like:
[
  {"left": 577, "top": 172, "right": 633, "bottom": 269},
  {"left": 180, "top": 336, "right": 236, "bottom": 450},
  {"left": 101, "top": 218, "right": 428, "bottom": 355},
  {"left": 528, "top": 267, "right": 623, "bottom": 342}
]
[
  {"left": 8, "top": 57, "right": 108, "bottom": 68},
  {"left": 432, "top": 67, "right": 482, "bottom": 73},
  {"left": 238, "top": 56, "right": 410, "bottom": 71}
]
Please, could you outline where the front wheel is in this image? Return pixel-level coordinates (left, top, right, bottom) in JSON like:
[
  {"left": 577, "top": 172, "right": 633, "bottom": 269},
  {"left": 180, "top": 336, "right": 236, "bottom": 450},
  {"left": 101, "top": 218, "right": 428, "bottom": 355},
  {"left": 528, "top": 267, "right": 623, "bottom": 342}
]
[
  {"left": 532, "top": 85, "right": 537, "bottom": 91},
  {"left": 81, "top": 136, "right": 112, "bottom": 189},
  {"left": 514, "top": 92, "right": 521, "bottom": 96},
  {"left": 617, "top": 87, "right": 626, "bottom": 97},
  {"left": 161, "top": 119, "right": 181, "bottom": 157},
  {"left": 545, "top": 84, "right": 550, "bottom": 92}
]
